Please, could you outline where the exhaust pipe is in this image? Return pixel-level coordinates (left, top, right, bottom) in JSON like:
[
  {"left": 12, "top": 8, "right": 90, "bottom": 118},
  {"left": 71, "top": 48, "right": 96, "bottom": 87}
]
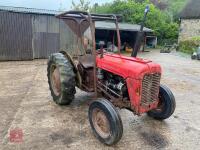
[{"left": 131, "top": 5, "right": 150, "bottom": 57}]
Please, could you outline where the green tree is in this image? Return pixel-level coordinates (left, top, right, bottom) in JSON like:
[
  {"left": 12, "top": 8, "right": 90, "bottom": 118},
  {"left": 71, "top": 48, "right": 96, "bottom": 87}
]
[
  {"left": 150, "top": 0, "right": 189, "bottom": 21},
  {"left": 71, "top": 0, "right": 90, "bottom": 11},
  {"left": 166, "top": 0, "right": 189, "bottom": 21},
  {"left": 91, "top": 0, "right": 178, "bottom": 43}
]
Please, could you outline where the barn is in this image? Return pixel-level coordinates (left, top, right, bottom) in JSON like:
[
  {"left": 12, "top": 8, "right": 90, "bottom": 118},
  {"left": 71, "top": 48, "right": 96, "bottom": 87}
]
[
  {"left": 0, "top": 6, "right": 154, "bottom": 61},
  {"left": 0, "top": 6, "right": 78, "bottom": 60}
]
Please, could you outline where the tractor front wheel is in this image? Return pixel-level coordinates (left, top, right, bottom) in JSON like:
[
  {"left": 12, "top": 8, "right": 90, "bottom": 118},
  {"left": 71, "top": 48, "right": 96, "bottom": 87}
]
[
  {"left": 147, "top": 85, "right": 176, "bottom": 120},
  {"left": 88, "top": 99, "right": 123, "bottom": 145}
]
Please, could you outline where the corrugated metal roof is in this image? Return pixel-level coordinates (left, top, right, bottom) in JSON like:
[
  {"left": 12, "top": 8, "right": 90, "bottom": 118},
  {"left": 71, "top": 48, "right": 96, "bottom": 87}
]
[
  {"left": 0, "top": 6, "right": 153, "bottom": 32},
  {"left": 95, "top": 21, "right": 152, "bottom": 32},
  {"left": 0, "top": 5, "right": 61, "bottom": 15}
]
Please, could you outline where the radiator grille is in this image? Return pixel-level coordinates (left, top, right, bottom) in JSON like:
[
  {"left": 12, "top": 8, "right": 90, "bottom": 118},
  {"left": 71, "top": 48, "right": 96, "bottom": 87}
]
[{"left": 141, "top": 73, "right": 161, "bottom": 106}]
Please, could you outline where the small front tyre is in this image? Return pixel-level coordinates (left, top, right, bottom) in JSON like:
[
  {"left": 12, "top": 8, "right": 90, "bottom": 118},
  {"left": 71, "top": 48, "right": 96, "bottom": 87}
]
[
  {"left": 147, "top": 85, "right": 176, "bottom": 120},
  {"left": 88, "top": 99, "right": 123, "bottom": 145}
]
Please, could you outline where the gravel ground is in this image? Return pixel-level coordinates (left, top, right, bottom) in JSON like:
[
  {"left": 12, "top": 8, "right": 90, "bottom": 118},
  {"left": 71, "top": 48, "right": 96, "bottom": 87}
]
[{"left": 0, "top": 50, "right": 200, "bottom": 150}]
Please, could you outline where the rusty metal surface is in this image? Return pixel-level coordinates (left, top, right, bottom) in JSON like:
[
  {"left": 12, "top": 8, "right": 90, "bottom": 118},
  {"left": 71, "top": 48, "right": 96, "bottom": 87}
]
[
  {"left": 114, "top": 15, "right": 121, "bottom": 53},
  {"left": 51, "top": 66, "right": 61, "bottom": 96},
  {"left": 77, "top": 63, "right": 94, "bottom": 92},
  {"left": 63, "top": 19, "right": 90, "bottom": 37},
  {"left": 62, "top": 11, "right": 99, "bottom": 97},
  {"left": 92, "top": 108, "right": 110, "bottom": 138},
  {"left": 79, "top": 54, "right": 94, "bottom": 69},
  {"left": 56, "top": 11, "right": 122, "bottom": 22},
  {"left": 97, "top": 81, "right": 131, "bottom": 109},
  {"left": 141, "top": 73, "right": 161, "bottom": 106}
]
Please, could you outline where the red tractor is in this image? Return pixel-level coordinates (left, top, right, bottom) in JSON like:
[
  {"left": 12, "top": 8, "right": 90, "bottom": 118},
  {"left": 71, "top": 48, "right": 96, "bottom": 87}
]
[{"left": 47, "top": 7, "right": 176, "bottom": 145}]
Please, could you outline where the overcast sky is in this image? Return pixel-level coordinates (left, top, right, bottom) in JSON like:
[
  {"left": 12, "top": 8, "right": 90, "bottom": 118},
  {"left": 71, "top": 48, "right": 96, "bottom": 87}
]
[{"left": 0, "top": 0, "right": 113, "bottom": 10}]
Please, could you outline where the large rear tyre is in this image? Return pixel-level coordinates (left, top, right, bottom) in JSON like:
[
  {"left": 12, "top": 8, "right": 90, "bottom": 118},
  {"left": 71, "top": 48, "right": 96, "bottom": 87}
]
[
  {"left": 47, "top": 53, "right": 76, "bottom": 105},
  {"left": 147, "top": 85, "right": 176, "bottom": 120},
  {"left": 88, "top": 99, "right": 123, "bottom": 145}
]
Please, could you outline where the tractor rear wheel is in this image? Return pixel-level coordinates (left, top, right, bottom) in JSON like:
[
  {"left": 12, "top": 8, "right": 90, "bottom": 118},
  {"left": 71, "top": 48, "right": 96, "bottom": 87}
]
[
  {"left": 147, "top": 85, "right": 176, "bottom": 120},
  {"left": 88, "top": 99, "right": 123, "bottom": 145},
  {"left": 47, "top": 53, "right": 76, "bottom": 105}
]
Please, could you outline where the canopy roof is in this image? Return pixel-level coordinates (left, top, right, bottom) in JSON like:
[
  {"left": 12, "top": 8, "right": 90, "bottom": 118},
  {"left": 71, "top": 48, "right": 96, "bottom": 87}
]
[{"left": 95, "top": 21, "right": 152, "bottom": 32}]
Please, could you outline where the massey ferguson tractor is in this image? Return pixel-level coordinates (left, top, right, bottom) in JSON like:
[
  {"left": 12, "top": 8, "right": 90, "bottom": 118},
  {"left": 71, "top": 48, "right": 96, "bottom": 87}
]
[{"left": 47, "top": 7, "right": 176, "bottom": 145}]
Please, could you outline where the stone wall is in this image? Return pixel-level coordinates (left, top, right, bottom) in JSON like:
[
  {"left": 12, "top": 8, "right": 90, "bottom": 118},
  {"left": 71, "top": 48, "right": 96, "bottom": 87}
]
[{"left": 179, "top": 19, "right": 200, "bottom": 42}]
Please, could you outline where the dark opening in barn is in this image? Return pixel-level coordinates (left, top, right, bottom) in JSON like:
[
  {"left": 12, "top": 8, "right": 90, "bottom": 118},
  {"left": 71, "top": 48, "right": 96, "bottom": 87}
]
[{"left": 95, "top": 21, "right": 156, "bottom": 52}]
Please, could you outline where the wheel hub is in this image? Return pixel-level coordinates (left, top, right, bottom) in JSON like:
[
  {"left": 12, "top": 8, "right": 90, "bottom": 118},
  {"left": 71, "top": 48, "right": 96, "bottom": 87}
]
[
  {"left": 51, "top": 66, "right": 61, "bottom": 96},
  {"left": 92, "top": 108, "right": 110, "bottom": 138}
]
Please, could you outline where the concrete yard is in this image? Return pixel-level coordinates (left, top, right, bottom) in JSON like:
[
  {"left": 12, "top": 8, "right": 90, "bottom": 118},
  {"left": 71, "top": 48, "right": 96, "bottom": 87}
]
[{"left": 0, "top": 50, "right": 200, "bottom": 150}]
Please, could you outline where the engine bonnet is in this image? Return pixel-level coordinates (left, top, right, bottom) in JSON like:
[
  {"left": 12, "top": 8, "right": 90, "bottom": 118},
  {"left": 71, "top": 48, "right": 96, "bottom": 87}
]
[{"left": 96, "top": 53, "right": 161, "bottom": 79}]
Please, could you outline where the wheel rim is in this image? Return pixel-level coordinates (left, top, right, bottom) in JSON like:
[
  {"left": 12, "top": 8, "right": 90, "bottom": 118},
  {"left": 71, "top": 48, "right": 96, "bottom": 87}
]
[
  {"left": 50, "top": 65, "right": 61, "bottom": 96},
  {"left": 92, "top": 108, "right": 110, "bottom": 138}
]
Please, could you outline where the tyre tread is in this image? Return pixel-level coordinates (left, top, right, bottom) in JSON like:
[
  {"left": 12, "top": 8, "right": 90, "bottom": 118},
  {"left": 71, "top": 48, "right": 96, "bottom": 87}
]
[{"left": 47, "top": 53, "right": 76, "bottom": 105}]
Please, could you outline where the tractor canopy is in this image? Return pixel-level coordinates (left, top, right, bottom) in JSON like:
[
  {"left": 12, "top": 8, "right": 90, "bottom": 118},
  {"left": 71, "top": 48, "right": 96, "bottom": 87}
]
[
  {"left": 56, "top": 11, "right": 122, "bottom": 56},
  {"left": 56, "top": 11, "right": 122, "bottom": 37}
]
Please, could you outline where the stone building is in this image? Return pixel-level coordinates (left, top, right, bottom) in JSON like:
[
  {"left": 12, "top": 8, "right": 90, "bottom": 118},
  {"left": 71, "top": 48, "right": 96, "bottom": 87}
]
[{"left": 179, "top": 0, "right": 200, "bottom": 42}]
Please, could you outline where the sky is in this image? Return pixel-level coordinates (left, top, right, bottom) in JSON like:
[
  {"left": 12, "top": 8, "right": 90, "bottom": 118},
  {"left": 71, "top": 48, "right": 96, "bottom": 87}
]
[{"left": 0, "top": 0, "right": 113, "bottom": 10}]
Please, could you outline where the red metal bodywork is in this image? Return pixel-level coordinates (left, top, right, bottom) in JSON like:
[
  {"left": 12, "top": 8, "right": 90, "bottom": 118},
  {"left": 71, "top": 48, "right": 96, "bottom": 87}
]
[
  {"left": 57, "top": 11, "right": 162, "bottom": 115},
  {"left": 96, "top": 53, "right": 162, "bottom": 114}
]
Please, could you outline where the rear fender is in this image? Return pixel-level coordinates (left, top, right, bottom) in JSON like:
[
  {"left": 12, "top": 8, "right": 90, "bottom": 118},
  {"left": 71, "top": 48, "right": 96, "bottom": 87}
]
[{"left": 59, "top": 51, "right": 82, "bottom": 88}]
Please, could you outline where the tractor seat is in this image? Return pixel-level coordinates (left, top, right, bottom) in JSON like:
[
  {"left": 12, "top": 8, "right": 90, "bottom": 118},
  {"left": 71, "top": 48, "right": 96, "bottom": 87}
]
[{"left": 79, "top": 54, "right": 94, "bottom": 69}]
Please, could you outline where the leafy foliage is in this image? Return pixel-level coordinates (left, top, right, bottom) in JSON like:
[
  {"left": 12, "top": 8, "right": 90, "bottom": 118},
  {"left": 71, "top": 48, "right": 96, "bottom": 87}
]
[
  {"left": 71, "top": 0, "right": 90, "bottom": 11},
  {"left": 165, "top": 0, "right": 189, "bottom": 21},
  {"left": 150, "top": 0, "right": 168, "bottom": 10},
  {"left": 179, "top": 39, "right": 200, "bottom": 54},
  {"left": 192, "top": 36, "right": 200, "bottom": 41},
  {"left": 148, "top": 0, "right": 188, "bottom": 21},
  {"left": 90, "top": 0, "right": 179, "bottom": 44}
]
